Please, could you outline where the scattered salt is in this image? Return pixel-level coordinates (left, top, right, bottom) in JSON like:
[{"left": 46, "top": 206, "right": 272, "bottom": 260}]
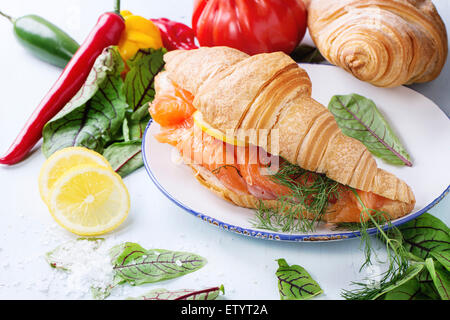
[{"left": 47, "top": 239, "right": 114, "bottom": 299}]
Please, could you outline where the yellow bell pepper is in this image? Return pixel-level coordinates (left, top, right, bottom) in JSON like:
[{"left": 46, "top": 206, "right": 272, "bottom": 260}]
[{"left": 118, "top": 11, "right": 163, "bottom": 62}]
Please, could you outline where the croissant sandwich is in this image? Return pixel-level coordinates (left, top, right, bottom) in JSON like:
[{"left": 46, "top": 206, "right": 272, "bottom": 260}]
[
  {"left": 306, "top": 0, "right": 448, "bottom": 88},
  {"left": 149, "top": 47, "right": 415, "bottom": 224}
]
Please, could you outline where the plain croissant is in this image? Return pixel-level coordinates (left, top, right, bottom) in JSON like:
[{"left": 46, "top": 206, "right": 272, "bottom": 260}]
[
  {"left": 306, "top": 0, "right": 448, "bottom": 87},
  {"left": 157, "top": 47, "right": 415, "bottom": 221}
]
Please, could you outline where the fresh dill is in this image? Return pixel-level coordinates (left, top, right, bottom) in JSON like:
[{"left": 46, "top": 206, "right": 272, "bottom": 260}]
[
  {"left": 340, "top": 189, "right": 413, "bottom": 300},
  {"left": 211, "top": 165, "right": 243, "bottom": 177},
  {"left": 252, "top": 199, "right": 314, "bottom": 233},
  {"left": 251, "top": 162, "right": 341, "bottom": 233}
]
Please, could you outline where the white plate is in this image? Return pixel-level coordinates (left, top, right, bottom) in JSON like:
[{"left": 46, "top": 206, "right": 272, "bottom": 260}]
[{"left": 142, "top": 64, "right": 450, "bottom": 242}]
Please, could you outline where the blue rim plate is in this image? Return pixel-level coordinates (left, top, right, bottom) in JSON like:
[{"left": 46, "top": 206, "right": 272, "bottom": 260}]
[
  {"left": 142, "top": 64, "right": 450, "bottom": 242},
  {"left": 142, "top": 120, "right": 449, "bottom": 242}
]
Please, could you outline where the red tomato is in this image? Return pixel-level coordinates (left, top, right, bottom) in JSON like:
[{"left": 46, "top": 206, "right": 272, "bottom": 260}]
[{"left": 192, "top": 0, "right": 307, "bottom": 55}]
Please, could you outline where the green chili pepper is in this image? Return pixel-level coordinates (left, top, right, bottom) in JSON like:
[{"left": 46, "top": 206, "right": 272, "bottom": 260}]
[{"left": 0, "top": 11, "right": 79, "bottom": 68}]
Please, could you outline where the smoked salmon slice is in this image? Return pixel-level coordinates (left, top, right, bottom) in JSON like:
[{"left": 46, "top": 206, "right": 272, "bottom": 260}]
[
  {"left": 236, "top": 146, "right": 292, "bottom": 200},
  {"left": 150, "top": 93, "right": 196, "bottom": 127}
]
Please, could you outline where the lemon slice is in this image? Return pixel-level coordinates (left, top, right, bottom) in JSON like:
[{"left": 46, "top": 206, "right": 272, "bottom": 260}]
[
  {"left": 48, "top": 165, "right": 130, "bottom": 236},
  {"left": 193, "top": 111, "right": 247, "bottom": 146},
  {"left": 39, "top": 147, "right": 112, "bottom": 204}
]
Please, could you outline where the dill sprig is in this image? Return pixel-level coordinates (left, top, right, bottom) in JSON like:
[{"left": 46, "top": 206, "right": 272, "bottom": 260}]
[
  {"left": 251, "top": 162, "right": 342, "bottom": 233},
  {"left": 340, "top": 189, "right": 412, "bottom": 300},
  {"left": 211, "top": 165, "right": 243, "bottom": 177},
  {"left": 252, "top": 199, "right": 315, "bottom": 233}
]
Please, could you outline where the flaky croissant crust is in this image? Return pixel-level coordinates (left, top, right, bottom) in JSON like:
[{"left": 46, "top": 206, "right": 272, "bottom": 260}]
[
  {"left": 307, "top": 0, "right": 448, "bottom": 87},
  {"left": 163, "top": 47, "right": 415, "bottom": 207}
]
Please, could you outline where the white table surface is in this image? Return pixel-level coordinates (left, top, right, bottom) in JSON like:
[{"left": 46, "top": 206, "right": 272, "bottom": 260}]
[{"left": 0, "top": 0, "right": 448, "bottom": 300}]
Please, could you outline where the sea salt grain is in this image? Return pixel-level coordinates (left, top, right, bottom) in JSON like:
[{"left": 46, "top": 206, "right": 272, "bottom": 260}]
[{"left": 48, "top": 239, "right": 114, "bottom": 298}]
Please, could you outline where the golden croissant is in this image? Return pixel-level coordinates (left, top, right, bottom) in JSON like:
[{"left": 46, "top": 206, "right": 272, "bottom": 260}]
[
  {"left": 149, "top": 47, "right": 415, "bottom": 224},
  {"left": 306, "top": 0, "right": 448, "bottom": 87}
]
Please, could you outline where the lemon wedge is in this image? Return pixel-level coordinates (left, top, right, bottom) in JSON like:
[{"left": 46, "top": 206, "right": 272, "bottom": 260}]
[
  {"left": 47, "top": 164, "right": 130, "bottom": 236},
  {"left": 193, "top": 111, "right": 247, "bottom": 147},
  {"left": 39, "top": 147, "right": 112, "bottom": 204}
]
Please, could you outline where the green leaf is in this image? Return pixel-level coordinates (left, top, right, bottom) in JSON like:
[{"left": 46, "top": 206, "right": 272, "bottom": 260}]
[
  {"left": 382, "top": 276, "right": 432, "bottom": 300},
  {"left": 373, "top": 263, "right": 424, "bottom": 300},
  {"left": 124, "top": 48, "right": 166, "bottom": 112},
  {"left": 121, "top": 106, "right": 150, "bottom": 142},
  {"left": 131, "top": 103, "right": 151, "bottom": 122},
  {"left": 398, "top": 213, "right": 450, "bottom": 260},
  {"left": 42, "top": 47, "right": 127, "bottom": 157},
  {"left": 101, "top": 48, "right": 163, "bottom": 177},
  {"left": 276, "top": 259, "right": 323, "bottom": 300},
  {"left": 417, "top": 267, "right": 441, "bottom": 300},
  {"left": 126, "top": 116, "right": 149, "bottom": 140},
  {"left": 431, "top": 251, "right": 450, "bottom": 272},
  {"left": 125, "top": 105, "right": 151, "bottom": 141},
  {"left": 127, "top": 285, "right": 224, "bottom": 300},
  {"left": 110, "top": 242, "right": 207, "bottom": 286},
  {"left": 328, "top": 94, "right": 412, "bottom": 166},
  {"left": 103, "top": 140, "right": 143, "bottom": 178},
  {"left": 424, "top": 258, "right": 450, "bottom": 300},
  {"left": 290, "top": 45, "right": 325, "bottom": 63}
]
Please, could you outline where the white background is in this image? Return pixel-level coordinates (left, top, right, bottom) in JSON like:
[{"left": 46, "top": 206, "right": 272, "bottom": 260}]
[{"left": 0, "top": 0, "right": 449, "bottom": 300}]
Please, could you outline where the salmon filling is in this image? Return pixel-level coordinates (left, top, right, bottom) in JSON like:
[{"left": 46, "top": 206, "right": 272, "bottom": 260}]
[{"left": 150, "top": 78, "right": 398, "bottom": 223}]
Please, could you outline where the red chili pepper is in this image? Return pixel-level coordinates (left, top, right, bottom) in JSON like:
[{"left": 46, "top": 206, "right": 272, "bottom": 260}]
[
  {"left": 0, "top": 12, "right": 125, "bottom": 165},
  {"left": 150, "top": 18, "right": 198, "bottom": 51}
]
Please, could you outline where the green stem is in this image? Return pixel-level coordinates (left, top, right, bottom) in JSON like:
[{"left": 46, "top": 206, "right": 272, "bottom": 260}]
[
  {"left": 114, "top": 0, "right": 121, "bottom": 15},
  {"left": 353, "top": 190, "right": 389, "bottom": 239},
  {"left": 352, "top": 189, "right": 405, "bottom": 264},
  {"left": 366, "top": 213, "right": 400, "bottom": 259},
  {"left": 0, "top": 10, "right": 15, "bottom": 23}
]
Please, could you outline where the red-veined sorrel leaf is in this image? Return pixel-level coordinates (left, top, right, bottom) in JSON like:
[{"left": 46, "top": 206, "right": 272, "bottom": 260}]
[
  {"left": 102, "top": 49, "right": 165, "bottom": 177},
  {"left": 425, "top": 258, "right": 450, "bottom": 300},
  {"left": 124, "top": 48, "right": 166, "bottom": 112},
  {"left": 382, "top": 276, "right": 431, "bottom": 300},
  {"left": 373, "top": 263, "right": 424, "bottom": 300},
  {"left": 103, "top": 140, "right": 143, "bottom": 178},
  {"left": 328, "top": 94, "right": 412, "bottom": 166},
  {"left": 42, "top": 47, "right": 127, "bottom": 157},
  {"left": 398, "top": 213, "right": 450, "bottom": 260},
  {"left": 110, "top": 242, "right": 207, "bottom": 286},
  {"left": 276, "top": 259, "right": 323, "bottom": 300},
  {"left": 127, "top": 285, "right": 224, "bottom": 300},
  {"left": 431, "top": 251, "right": 450, "bottom": 272}
]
